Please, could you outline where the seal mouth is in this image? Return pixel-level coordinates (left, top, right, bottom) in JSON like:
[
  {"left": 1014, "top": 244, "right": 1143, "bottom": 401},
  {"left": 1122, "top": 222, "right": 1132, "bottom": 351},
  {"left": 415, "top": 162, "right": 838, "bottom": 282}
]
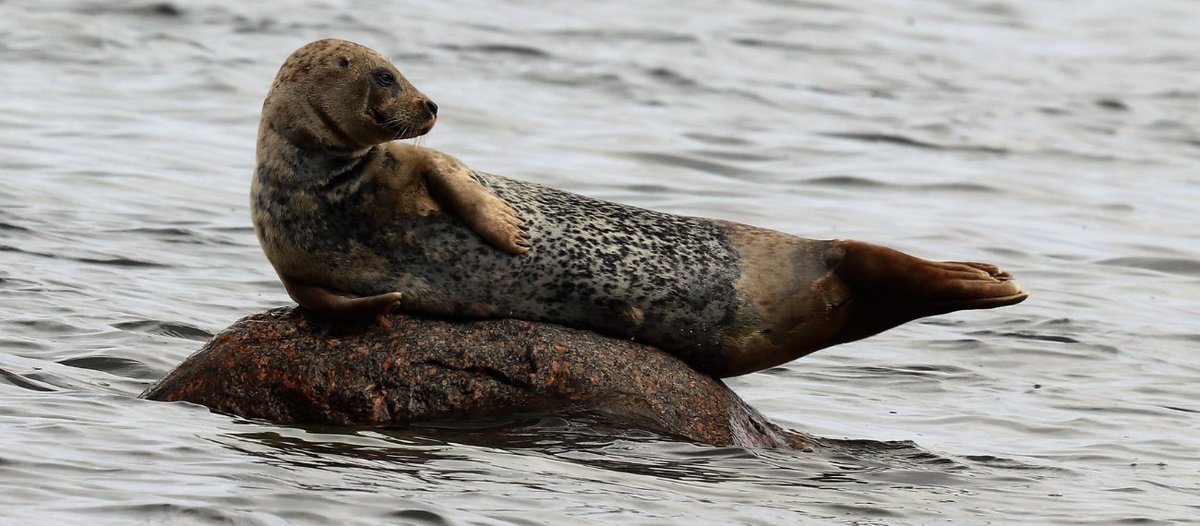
[
  {"left": 369, "top": 108, "right": 403, "bottom": 132},
  {"left": 369, "top": 108, "right": 434, "bottom": 139}
]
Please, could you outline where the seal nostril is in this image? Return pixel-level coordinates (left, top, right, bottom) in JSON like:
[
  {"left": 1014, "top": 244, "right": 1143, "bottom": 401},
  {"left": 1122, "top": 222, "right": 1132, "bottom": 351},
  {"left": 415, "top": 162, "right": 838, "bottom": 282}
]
[{"left": 424, "top": 100, "right": 438, "bottom": 116}]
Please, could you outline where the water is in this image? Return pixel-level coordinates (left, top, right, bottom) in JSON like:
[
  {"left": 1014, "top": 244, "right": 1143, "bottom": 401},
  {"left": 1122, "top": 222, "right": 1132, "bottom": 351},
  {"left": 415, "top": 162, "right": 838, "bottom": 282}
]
[{"left": 2, "top": 0, "right": 1198, "bottom": 523}]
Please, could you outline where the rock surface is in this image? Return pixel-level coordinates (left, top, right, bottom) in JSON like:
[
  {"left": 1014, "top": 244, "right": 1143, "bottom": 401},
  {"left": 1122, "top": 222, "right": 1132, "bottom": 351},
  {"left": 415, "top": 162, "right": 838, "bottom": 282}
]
[{"left": 142, "top": 308, "right": 813, "bottom": 450}]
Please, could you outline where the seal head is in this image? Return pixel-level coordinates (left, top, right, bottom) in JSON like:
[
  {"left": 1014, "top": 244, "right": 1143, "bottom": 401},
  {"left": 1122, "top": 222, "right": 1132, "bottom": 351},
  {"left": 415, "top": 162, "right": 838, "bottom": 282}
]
[{"left": 261, "top": 38, "right": 438, "bottom": 152}]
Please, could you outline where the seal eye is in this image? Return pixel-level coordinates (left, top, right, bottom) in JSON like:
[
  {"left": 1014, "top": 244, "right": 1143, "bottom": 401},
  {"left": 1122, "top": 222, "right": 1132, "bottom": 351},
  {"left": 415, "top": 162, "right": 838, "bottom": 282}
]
[{"left": 373, "top": 70, "right": 397, "bottom": 88}]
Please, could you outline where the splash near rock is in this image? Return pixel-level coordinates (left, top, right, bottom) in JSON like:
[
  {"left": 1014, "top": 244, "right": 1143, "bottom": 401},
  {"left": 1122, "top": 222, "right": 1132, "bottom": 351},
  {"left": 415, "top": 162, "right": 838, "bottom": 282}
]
[{"left": 142, "top": 308, "right": 814, "bottom": 450}]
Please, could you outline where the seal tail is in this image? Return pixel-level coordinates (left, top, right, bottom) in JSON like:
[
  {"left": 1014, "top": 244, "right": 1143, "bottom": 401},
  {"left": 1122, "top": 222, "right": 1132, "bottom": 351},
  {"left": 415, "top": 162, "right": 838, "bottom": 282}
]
[{"left": 831, "top": 240, "right": 1028, "bottom": 345}]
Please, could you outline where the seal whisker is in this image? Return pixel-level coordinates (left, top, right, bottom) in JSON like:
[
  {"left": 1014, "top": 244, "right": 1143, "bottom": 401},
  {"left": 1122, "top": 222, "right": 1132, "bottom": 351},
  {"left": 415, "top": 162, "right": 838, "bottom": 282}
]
[{"left": 388, "top": 120, "right": 414, "bottom": 143}]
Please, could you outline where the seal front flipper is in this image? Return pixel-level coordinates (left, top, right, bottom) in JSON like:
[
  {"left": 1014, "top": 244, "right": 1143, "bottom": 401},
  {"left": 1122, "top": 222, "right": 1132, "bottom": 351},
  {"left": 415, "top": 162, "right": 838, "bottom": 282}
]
[
  {"left": 404, "top": 145, "right": 531, "bottom": 254},
  {"left": 281, "top": 277, "right": 403, "bottom": 321}
]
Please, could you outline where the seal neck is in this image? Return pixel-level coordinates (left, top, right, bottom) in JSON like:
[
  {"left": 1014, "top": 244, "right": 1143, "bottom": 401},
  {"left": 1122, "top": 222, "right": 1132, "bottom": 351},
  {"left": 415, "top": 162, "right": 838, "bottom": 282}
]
[
  {"left": 260, "top": 124, "right": 381, "bottom": 192},
  {"left": 319, "top": 148, "right": 376, "bottom": 190},
  {"left": 260, "top": 115, "right": 373, "bottom": 157},
  {"left": 258, "top": 116, "right": 379, "bottom": 184}
]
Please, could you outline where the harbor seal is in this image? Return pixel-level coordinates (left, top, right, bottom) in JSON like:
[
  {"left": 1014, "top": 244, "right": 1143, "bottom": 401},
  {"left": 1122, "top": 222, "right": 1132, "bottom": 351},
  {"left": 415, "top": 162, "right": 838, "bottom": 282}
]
[{"left": 252, "top": 39, "right": 1028, "bottom": 377}]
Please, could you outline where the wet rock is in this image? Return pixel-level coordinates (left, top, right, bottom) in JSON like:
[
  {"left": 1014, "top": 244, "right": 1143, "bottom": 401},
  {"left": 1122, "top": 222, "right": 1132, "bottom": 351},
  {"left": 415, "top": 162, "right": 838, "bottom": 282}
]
[{"left": 142, "top": 308, "right": 813, "bottom": 450}]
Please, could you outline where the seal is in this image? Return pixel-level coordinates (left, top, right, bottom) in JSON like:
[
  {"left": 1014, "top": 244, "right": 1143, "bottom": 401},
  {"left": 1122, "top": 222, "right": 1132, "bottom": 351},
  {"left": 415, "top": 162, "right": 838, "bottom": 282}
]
[{"left": 252, "top": 39, "right": 1029, "bottom": 377}]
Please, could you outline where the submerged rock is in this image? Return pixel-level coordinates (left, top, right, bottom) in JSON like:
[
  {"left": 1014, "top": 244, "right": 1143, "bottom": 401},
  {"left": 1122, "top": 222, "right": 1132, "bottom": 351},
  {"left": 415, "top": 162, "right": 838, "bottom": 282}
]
[{"left": 142, "top": 308, "right": 813, "bottom": 450}]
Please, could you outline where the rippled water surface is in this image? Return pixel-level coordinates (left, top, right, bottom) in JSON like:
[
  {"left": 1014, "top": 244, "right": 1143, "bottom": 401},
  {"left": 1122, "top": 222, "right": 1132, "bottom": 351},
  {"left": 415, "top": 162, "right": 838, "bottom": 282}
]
[{"left": 2, "top": 1, "right": 1198, "bottom": 524}]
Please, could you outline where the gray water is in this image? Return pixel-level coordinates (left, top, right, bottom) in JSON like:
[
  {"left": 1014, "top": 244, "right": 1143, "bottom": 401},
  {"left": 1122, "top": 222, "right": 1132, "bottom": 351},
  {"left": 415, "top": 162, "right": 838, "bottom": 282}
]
[{"left": 1, "top": 1, "right": 1198, "bottom": 524}]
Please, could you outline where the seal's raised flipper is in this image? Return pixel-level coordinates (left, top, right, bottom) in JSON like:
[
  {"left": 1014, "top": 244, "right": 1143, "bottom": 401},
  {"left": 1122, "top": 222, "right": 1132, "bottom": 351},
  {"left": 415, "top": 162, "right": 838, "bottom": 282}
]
[
  {"left": 282, "top": 277, "right": 403, "bottom": 321},
  {"left": 414, "top": 149, "right": 531, "bottom": 255},
  {"left": 426, "top": 166, "right": 531, "bottom": 254},
  {"left": 831, "top": 240, "right": 1028, "bottom": 345}
]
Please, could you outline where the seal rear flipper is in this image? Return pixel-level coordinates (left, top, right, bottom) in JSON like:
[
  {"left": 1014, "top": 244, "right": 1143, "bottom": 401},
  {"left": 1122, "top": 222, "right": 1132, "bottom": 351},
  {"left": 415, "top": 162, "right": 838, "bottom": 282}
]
[
  {"left": 282, "top": 278, "right": 403, "bottom": 321},
  {"left": 831, "top": 240, "right": 1028, "bottom": 345}
]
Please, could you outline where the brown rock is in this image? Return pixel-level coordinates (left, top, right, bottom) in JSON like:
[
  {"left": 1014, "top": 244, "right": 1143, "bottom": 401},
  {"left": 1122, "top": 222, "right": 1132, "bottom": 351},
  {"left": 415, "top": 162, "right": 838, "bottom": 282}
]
[{"left": 142, "top": 308, "right": 814, "bottom": 450}]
